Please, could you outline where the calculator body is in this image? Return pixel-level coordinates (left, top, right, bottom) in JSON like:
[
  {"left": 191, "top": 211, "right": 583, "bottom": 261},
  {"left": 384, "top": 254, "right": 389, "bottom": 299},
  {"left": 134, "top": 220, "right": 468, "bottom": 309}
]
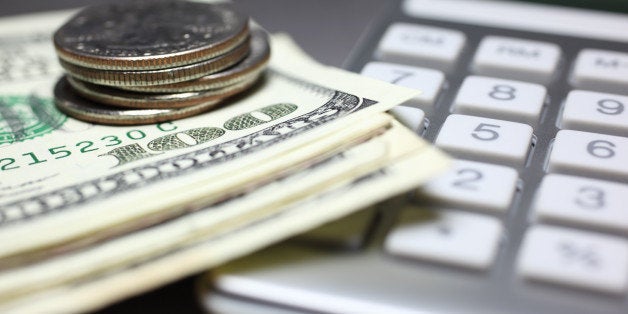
[{"left": 199, "top": 1, "right": 628, "bottom": 313}]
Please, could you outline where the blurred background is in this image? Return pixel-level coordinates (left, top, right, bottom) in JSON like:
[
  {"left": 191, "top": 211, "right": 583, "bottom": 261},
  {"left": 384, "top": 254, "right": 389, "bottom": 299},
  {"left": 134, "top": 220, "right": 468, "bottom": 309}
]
[{"left": 0, "top": 0, "right": 387, "bottom": 67}]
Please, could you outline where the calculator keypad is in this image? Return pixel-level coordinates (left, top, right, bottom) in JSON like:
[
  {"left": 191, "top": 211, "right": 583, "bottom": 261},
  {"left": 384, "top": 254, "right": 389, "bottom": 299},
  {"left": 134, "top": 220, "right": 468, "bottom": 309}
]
[{"left": 378, "top": 21, "right": 628, "bottom": 298}]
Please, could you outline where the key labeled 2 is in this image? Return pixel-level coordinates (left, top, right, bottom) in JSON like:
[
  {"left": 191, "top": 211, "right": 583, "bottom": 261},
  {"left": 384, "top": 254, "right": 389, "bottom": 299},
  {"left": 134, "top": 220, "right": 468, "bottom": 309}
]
[{"left": 418, "top": 159, "right": 518, "bottom": 213}]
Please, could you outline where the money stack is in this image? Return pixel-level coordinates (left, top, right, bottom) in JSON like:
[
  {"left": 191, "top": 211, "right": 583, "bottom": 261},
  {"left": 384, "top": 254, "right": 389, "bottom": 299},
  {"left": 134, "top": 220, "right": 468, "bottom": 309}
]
[
  {"left": 52, "top": 0, "right": 269, "bottom": 125},
  {"left": 0, "top": 2, "right": 451, "bottom": 312}
]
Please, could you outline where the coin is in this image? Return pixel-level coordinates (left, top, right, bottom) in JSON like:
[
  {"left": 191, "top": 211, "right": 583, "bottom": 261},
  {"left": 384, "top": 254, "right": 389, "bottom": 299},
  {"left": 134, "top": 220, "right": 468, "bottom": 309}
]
[
  {"left": 54, "top": 0, "right": 249, "bottom": 71},
  {"left": 120, "top": 29, "right": 270, "bottom": 93},
  {"left": 66, "top": 73, "right": 262, "bottom": 109},
  {"left": 60, "top": 36, "right": 250, "bottom": 87},
  {"left": 54, "top": 77, "right": 249, "bottom": 125}
]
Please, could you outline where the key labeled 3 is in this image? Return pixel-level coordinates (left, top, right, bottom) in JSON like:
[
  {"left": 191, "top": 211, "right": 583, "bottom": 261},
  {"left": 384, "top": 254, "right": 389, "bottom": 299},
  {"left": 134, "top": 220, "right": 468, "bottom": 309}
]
[{"left": 534, "top": 174, "right": 628, "bottom": 234}]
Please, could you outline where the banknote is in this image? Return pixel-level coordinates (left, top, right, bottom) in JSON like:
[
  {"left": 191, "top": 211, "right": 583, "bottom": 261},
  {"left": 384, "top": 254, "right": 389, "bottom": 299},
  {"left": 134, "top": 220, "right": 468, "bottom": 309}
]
[
  {"left": 0, "top": 11, "right": 421, "bottom": 261},
  {"left": 0, "top": 120, "right": 450, "bottom": 313}
]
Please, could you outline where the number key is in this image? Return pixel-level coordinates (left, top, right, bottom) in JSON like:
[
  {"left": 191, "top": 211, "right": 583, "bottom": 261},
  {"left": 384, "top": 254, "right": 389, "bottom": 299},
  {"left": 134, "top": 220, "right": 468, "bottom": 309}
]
[
  {"left": 452, "top": 76, "right": 546, "bottom": 125},
  {"left": 435, "top": 114, "right": 533, "bottom": 167},
  {"left": 417, "top": 159, "right": 518, "bottom": 213},
  {"left": 560, "top": 90, "right": 628, "bottom": 137},
  {"left": 534, "top": 174, "right": 628, "bottom": 234},
  {"left": 548, "top": 130, "right": 628, "bottom": 182},
  {"left": 360, "top": 62, "right": 445, "bottom": 110}
]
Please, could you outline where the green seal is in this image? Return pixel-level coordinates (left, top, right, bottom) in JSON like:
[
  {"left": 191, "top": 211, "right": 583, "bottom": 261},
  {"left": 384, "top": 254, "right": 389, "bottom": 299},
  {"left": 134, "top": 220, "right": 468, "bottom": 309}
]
[{"left": 0, "top": 95, "right": 67, "bottom": 145}]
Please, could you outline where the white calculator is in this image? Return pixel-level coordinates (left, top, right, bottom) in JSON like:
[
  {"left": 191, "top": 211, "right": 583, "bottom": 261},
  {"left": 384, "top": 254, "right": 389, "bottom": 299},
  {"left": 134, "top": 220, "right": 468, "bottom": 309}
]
[{"left": 200, "top": 0, "right": 628, "bottom": 313}]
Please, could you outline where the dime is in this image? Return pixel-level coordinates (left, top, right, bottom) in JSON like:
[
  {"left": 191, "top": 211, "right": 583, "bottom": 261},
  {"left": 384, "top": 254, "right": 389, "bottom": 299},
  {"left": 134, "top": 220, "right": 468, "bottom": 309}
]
[
  {"left": 60, "top": 37, "right": 250, "bottom": 87},
  {"left": 54, "top": 0, "right": 249, "bottom": 71},
  {"left": 121, "top": 29, "right": 270, "bottom": 93},
  {"left": 66, "top": 74, "right": 262, "bottom": 109},
  {"left": 54, "top": 77, "right": 253, "bottom": 125}
]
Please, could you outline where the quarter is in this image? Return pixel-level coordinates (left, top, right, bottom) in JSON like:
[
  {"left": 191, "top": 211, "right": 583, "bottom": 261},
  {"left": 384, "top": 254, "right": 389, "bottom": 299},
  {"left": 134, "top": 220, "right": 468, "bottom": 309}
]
[
  {"left": 66, "top": 74, "right": 262, "bottom": 109},
  {"left": 60, "top": 36, "right": 250, "bottom": 87},
  {"left": 54, "top": 77, "right": 250, "bottom": 125},
  {"left": 54, "top": 0, "right": 249, "bottom": 70},
  {"left": 121, "top": 29, "right": 270, "bottom": 93}
]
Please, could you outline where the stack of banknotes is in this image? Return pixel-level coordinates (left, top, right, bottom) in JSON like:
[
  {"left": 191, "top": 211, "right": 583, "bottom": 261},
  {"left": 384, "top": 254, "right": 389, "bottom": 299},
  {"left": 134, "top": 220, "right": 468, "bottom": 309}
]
[{"left": 0, "top": 3, "right": 450, "bottom": 313}]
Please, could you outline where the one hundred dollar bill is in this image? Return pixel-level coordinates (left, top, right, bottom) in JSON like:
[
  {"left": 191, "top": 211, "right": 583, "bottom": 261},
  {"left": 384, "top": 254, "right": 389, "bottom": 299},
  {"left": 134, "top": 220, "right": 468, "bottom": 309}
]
[
  {"left": 0, "top": 11, "right": 422, "bottom": 261},
  {"left": 0, "top": 120, "right": 449, "bottom": 313},
  {"left": 0, "top": 112, "right": 395, "bottom": 303}
]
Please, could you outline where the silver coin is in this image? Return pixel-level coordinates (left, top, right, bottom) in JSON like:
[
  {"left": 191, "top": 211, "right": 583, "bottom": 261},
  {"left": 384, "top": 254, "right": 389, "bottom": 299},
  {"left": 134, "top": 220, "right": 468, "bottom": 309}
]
[
  {"left": 54, "top": 76, "right": 249, "bottom": 125},
  {"left": 60, "top": 36, "right": 250, "bottom": 87},
  {"left": 54, "top": 0, "right": 249, "bottom": 71},
  {"left": 120, "top": 29, "right": 270, "bottom": 93},
  {"left": 66, "top": 72, "right": 262, "bottom": 109}
]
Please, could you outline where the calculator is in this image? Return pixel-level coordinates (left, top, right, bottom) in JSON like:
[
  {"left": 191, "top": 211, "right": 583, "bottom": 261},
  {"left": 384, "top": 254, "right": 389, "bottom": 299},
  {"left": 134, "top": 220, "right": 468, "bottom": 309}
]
[{"left": 199, "top": 0, "right": 628, "bottom": 313}]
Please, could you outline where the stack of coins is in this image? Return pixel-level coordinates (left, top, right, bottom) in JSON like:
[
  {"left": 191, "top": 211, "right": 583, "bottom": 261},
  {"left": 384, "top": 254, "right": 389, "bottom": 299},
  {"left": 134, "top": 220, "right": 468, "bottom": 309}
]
[{"left": 52, "top": 0, "right": 270, "bottom": 125}]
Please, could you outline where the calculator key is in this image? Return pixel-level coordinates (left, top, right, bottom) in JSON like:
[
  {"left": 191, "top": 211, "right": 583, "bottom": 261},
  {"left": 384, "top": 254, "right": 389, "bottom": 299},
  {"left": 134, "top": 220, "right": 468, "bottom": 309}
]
[
  {"left": 435, "top": 114, "right": 533, "bottom": 167},
  {"left": 292, "top": 206, "right": 376, "bottom": 250},
  {"left": 452, "top": 76, "right": 546, "bottom": 125},
  {"left": 389, "top": 105, "right": 425, "bottom": 133},
  {"left": 376, "top": 23, "right": 466, "bottom": 71},
  {"left": 361, "top": 61, "right": 445, "bottom": 110},
  {"left": 572, "top": 49, "right": 628, "bottom": 94},
  {"left": 472, "top": 36, "right": 561, "bottom": 84},
  {"left": 417, "top": 159, "right": 518, "bottom": 213},
  {"left": 534, "top": 174, "right": 628, "bottom": 234},
  {"left": 560, "top": 90, "right": 628, "bottom": 137},
  {"left": 385, "top": 209, "right": 502, "bottom": 270},
  {"left": 518, "top": 225, "right": 628, "bottom": 294},
  {"left": 548, "top": 130, "right": 628, "bottom": 182}
]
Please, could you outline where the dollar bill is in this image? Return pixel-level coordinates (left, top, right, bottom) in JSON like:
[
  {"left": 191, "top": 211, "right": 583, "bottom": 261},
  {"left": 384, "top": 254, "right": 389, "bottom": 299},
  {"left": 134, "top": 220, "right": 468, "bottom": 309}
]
[
  {"left": 0, "top": 11, "right": 421, "bottom": 261},
  {"left": 0, "top": 119, "right": 449, "bottom": 313}
]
